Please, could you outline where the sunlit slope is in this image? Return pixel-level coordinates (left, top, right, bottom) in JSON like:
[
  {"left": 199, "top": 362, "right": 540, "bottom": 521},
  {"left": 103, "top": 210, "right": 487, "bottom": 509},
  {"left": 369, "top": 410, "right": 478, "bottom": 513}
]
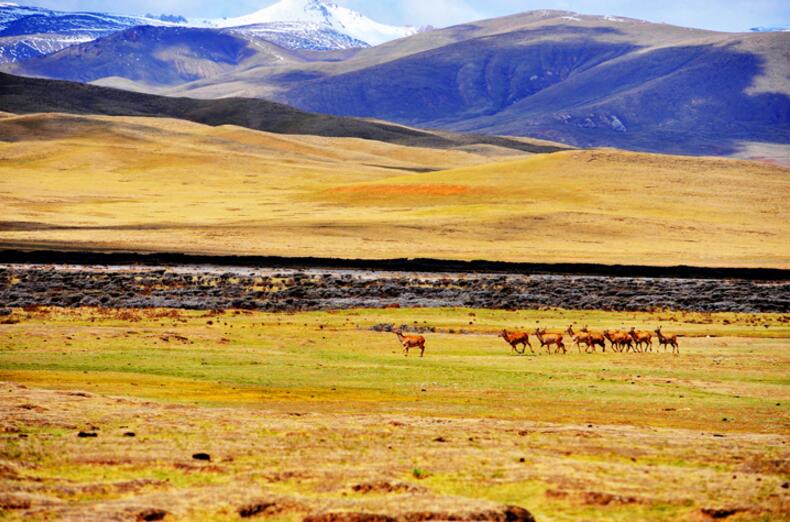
[{"left": 1, "top": 113, "right": 787, "bottom": 267}]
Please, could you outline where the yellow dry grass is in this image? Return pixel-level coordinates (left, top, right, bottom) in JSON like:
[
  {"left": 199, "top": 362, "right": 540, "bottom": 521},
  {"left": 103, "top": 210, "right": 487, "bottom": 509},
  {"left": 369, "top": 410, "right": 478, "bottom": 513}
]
[
  {"left": 1, "top": 113, "right": 788, "bottom": 267},
  {"left": 1, "top": 306, "right": 788, "bottom": 521}
]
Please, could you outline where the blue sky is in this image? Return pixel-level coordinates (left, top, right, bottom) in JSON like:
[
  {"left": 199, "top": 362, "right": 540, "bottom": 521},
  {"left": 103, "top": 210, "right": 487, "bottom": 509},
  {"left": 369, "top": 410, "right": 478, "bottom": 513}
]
[{"left": 18, "top": 0, "right": 790, "bottom": 32}]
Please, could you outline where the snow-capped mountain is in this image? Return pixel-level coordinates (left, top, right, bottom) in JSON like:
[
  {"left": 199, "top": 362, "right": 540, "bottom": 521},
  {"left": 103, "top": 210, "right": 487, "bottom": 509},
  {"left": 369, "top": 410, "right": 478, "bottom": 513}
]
[
  {"left": 0, "top": 0, "right": 424, "bottom": 66},
  {"left": 230, "top": 22, "right": 367, "bottom": 51},
  {"left": 0, "top": 3, "right": 165, "bottom": 33},
  {"left": 0, "top": 3, "right": 168, "bottom": 63},
  {"left": 214, "top": 0, "right": 419, "bottom": 46},
  {"left": 0, "top": 2, "right": 49, "bottom": 29}
]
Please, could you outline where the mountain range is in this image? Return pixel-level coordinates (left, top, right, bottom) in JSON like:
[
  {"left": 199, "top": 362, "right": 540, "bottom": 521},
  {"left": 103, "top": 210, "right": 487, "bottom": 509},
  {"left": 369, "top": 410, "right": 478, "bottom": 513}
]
[
  {"left": 0, "top": 3, "right": 788, "bottom": 158},
  {"left": 0, "top": 0, "right": 418, "bottom": 63},
  {"left": 0, "top": 3, "right": 169, "bottom": 63}
]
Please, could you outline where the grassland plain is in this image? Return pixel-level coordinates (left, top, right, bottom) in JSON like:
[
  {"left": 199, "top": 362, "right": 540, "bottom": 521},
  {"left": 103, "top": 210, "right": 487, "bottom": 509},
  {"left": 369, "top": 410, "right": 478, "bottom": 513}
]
[
  {"left": 1, "top": 306, "right": 789, "bottom": 521},
  {"left": 1, "top": 112, "right": 789, "bottom": 268}
]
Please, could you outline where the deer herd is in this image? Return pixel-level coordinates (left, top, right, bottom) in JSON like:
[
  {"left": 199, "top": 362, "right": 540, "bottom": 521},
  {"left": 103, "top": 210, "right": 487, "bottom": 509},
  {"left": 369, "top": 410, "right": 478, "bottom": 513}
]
[
  {"left": 508, "top": 325, "right": 679, "bottom": 355},
  {"left": 394, "top": 325, "right": 679, "bottom": 357}
]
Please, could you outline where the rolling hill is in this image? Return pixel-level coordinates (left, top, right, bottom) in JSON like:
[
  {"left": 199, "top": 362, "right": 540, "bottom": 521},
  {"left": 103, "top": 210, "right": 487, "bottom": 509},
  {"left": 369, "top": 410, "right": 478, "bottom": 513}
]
[
  {"left": 0, "top": 72, "right": 565, "bottom": 154},
  {"left": 0, "top": 111, "right": 787, "bottom": 268}
]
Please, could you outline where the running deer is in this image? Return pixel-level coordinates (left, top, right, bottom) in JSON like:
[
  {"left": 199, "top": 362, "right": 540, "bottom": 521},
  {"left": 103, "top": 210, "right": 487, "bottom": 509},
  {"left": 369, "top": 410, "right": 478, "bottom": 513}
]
[
  {"left": 629, "top": 327, "right": 653, "bottom": 352},
  {"left": 602, "top": 329, "right": 634, "bottom": 353},
  {"left": 580, "top": 325, "right": 607, "bottom": 352},
  {"left": 534, "top": 327, "right": 566, "bottom": 354},
  {"left": 393, "top": 329, "right": 426, "bottom": 357},
  {"left": 654, "top": 327, "right": 680, "bottom": 355},
  {"left": 500, "top": 329, "right": 533, "bottom": 355},
  {"left": 566, "top": 325, "right": 593, "bottom": 353}
]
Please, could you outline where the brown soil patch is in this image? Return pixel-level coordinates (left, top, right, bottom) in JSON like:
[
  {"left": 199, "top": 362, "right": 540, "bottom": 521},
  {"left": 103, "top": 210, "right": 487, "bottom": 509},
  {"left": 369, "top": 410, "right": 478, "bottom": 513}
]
[
  {"left": 351, "top": 481, "right": 422, "bottom": 494},
  {"left": 305, "top": 505, "right": 536, "bottom": 522},
  {"left": 581, "top": 491, "right": 640, "bottom": 506},
  {"left": 135, "top": 508, "right": 169, "bottom": 521},
  {"left": 699, "top": 507, "right": 749, "bottom": 519},
  {"left": 238, "top": 498, "right": 305, "bottom": 518}
]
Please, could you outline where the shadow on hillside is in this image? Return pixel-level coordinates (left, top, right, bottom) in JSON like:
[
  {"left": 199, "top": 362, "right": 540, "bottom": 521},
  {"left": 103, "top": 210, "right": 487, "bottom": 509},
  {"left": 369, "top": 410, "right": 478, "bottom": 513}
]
[
  {"left": 285, "top": 35, "right": 790, "bottom": 157},
  {"left": 506, "top": 43, "right": 790, "bottom": 156}
]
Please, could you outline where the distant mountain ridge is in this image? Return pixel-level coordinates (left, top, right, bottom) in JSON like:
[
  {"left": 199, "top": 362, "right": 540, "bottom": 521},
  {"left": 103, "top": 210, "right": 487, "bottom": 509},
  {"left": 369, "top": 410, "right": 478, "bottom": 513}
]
[
  {"left": 2, "top": 7, "right": 788, "bottom": 158},
  {"left": 9, "top": 26, "right": 263, "bottom": 86},
  {"left": 0, "top": 0, "right": 419, "bottom": 63},
  {"left": 0, "top": 3, "right": 167, "bottom": 63},
  {"left": 750, "top": 26, "right": 789, "bottom": 32}
]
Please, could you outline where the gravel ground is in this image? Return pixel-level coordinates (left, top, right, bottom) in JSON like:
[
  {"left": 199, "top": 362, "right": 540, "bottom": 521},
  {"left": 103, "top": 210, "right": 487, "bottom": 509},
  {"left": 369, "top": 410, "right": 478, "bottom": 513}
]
[{"left": 1, "top": 264, "right": 788, "bottom": 313}]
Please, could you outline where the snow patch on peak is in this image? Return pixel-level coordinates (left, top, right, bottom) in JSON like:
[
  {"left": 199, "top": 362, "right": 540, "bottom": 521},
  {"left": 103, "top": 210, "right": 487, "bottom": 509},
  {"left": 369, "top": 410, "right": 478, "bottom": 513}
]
[
  {"left": 230, "top": 21, "right": 369, "bottom": 51},
  {"left": 750, "top": 26, "right": 790, "bottom": 32},
  {"left": 215, "top": 0, "right": 418, "bottom": 46}
]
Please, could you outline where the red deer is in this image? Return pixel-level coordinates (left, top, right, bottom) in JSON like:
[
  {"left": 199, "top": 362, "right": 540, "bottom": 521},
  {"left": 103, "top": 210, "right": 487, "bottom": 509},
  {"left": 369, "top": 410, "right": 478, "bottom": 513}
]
[
  {"left": 500, "top": 329, "right": 533, "bottom": 355},
  {"left": 566, "top": 325, "right": 593, "bottom": 353},
  {"left": 534, "top": 327, "right": 566, "bottom": 354},
  {"left": 394, "top": 329, "right": 425, "bottom": 357},
  {"left": 602, "top": 329, "right": 634, "bottom": 353},
  {"left": 629, "top": 327, "right": 652, "bottom": 352},
  {"left": 580, "top": 325, "right": 607, "bottom": 352},
  {"left": 654, "top": 327, "right": 680, "bottom": 355}
]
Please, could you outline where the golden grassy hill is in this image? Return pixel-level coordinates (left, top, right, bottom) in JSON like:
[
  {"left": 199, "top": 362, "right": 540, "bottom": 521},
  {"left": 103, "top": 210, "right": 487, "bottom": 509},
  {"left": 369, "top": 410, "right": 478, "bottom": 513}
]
[{"left": 1, "top": 112, "right": 788, "bottom": 268}]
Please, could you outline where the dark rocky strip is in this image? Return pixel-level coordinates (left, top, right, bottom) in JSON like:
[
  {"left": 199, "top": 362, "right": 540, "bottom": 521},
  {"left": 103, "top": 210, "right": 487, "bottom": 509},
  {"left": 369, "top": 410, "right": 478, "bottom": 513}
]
[
  {"left": 0, "top": 249, "right": 788, "bottom": 280},
  {"left": 1, "top": 265, "right": 788, "bottom": 313}
]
